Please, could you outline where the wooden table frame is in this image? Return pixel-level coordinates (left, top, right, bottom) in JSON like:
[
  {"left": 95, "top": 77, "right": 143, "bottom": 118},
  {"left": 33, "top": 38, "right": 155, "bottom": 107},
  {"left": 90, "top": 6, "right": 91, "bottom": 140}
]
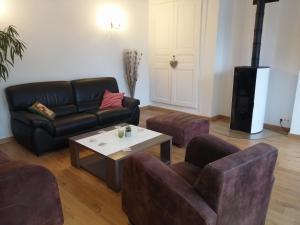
[{"left": 69, "top": 125, "right": 172, "bottom": 192}]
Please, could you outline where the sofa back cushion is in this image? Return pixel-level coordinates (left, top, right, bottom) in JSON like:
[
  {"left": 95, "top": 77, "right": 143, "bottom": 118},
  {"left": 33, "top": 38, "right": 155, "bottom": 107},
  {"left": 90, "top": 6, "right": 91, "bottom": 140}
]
[
  {"left": 194, "top": 143, "right": 278, "bottom": 225},
  {"left": 5, "top": 81, "right": 76, "bottom": 115},
  {"left": 51, "top": 105, "right": 78, "bottom": 117},
  {"left": 71, "top": 77, "right": 119, "bottom": 112}
]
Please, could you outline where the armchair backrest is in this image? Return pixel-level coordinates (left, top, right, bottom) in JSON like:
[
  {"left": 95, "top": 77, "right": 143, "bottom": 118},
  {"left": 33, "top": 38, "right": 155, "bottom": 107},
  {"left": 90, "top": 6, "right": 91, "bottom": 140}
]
[{"left": 194, "top": 143, "right": 278, "bottom": 225}]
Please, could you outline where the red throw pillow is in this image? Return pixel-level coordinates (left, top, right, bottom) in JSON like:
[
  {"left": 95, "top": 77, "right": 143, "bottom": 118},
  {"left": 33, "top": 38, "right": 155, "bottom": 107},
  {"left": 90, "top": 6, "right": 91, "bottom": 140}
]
[{"left": 100, "top": 90, "right": 124, "bottom": 109}]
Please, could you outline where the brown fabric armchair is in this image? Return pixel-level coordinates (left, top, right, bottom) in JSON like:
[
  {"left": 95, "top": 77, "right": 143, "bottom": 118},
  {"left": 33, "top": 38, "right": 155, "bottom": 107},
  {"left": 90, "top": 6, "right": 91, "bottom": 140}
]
[
  {"left": 0, "top": 151, "right": 64, "bottom": 225},
  {"left": 122, "top": 134, "right": 278, "bottom": 225}
]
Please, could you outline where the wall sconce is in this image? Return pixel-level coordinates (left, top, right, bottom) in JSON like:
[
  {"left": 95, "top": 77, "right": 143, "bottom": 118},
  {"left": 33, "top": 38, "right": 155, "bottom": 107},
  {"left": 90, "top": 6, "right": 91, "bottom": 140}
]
[
  {"left": 96, "top": 4, "right": 127, "bottom": 31},
  {"left": 110, "top": 22, "right": 121, "bottom": 30}
]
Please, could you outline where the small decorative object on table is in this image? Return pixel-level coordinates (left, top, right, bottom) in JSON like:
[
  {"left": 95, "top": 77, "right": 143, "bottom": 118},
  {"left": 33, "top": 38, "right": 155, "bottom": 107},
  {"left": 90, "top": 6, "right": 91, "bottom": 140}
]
[
  {"left": 125, "top": 125, "right": 132, "bottom": 137},
  {"left": 118, "top": 129, "right": 125, "bottom": 138}
]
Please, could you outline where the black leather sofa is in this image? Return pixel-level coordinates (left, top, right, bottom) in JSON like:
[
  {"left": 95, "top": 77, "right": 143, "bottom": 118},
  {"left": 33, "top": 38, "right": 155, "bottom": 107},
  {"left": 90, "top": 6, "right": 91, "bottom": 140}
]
[{"left": 5, "top": 77, "right": 140, "bottom": 155}]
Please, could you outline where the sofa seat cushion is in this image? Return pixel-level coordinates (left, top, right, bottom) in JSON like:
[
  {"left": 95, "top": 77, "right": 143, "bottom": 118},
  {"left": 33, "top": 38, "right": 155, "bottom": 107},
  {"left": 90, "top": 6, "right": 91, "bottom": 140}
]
[
  {"left": 52, "top": 113, "right": 98, "bottom": 136},
  {"left": 96, "top": 108, "right": 131, "bottom": 125},
  {"left": 170, "top": 162, "right": 202, "bottom": 185}
]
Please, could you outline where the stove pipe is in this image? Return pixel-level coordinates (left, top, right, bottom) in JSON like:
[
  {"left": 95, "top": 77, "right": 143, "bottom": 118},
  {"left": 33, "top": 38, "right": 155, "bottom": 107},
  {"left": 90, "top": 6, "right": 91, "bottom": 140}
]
[
  {"left": 251, "top": 0, "right": 266, "bottom": 67},
  {"left": 251, "top": 0, "right": 279, "bottom": 67}
]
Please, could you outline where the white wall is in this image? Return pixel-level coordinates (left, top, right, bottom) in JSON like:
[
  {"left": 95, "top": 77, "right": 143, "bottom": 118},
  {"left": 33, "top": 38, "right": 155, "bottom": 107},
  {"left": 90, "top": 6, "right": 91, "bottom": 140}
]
[
  {"left": 291, "top": 73, "right": 300, "bottom": 135},
  {"left": 216, "top": 0, "right": 300, "bottom": 127},
  {"left": 199, "top": 0, "right": 220, "bottom": 117},
  {"left": 0, "top": 0, "right": 150, "bottom": 139}
]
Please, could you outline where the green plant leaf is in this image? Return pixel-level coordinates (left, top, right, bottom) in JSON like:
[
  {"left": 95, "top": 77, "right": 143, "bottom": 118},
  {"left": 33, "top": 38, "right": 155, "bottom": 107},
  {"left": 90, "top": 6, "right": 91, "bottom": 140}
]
[
  {"left": 0, "top": 63, "right": 9, "bottom": 81},
  {"left": 0, "top": 25, "right": 26, "bottom": 81}
]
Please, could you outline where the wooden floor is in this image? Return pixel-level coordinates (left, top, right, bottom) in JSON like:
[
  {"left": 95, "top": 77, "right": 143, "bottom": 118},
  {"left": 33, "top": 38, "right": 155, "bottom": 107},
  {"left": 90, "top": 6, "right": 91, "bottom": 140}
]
[{"left": 1, "top": 108, "right": 300, "bottom": 225}]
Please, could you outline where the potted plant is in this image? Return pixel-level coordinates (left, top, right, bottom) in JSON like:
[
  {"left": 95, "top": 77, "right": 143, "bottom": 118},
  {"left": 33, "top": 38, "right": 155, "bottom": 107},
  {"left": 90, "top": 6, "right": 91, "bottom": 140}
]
[
  {"left": 124, "top": 49, "right": 142, "bottom": 98},
  {"left": 0, "top": 25, "right": 26, "bottom": 81}
]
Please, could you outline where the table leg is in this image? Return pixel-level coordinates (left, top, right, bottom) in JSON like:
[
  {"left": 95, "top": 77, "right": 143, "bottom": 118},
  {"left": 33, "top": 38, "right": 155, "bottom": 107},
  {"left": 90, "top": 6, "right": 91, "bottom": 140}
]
[
  {"left": 106, "top": 158, "right": 122, "bottom": 192},
  {"left": 70, "top": 141, "right": 81, "bottom": 168},
  {"left": 160, "top": 139, "right": 172, "bottom": 164}
]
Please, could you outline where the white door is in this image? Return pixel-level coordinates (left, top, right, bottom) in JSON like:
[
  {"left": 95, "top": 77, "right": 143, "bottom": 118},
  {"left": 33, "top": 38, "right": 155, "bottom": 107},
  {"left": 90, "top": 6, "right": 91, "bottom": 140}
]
[
  {"left": 171, "top": 0, "right": 200, "bottom": 108},
  {"left": 150, "top": 0, "right": 174, "bottom": 104},
  {"left": 150, "top": 0, "right": 200, "bottom": 108}
]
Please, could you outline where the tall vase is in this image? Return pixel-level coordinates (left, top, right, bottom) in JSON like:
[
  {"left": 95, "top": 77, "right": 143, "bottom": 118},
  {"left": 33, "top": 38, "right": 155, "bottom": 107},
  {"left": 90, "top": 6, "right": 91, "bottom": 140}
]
[{"left": 124, "top": 49, "right": 142, "bottom": 98}]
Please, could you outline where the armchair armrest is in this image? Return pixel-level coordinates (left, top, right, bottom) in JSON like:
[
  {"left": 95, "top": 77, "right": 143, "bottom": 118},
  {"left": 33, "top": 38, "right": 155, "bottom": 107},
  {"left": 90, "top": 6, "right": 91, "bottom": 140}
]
[
  {"left": 185, "top": 134, "right": 240, "bottom": 168},
  {"left": 122, "top": 96, "right": 140, "bottom": 110},
  {"left": 11, "top": 111, "right": 54, "bottom": 134},
  {"left": 122, "top": 152, "right": 217, "bottom": 225},
  {"left": 0, "top": 161, "right": 64, "bottom": 225}
]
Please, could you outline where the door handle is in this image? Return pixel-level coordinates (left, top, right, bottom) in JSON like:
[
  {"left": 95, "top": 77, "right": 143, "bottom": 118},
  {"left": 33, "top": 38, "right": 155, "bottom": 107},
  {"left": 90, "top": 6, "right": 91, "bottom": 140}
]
[{"left": 170, "top": 55, "right": 178, "bottom": 69}]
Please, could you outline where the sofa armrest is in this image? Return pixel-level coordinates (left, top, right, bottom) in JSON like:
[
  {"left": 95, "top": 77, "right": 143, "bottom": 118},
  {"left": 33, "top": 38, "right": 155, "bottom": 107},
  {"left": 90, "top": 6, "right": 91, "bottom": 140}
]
[
  {"left": 122, "top": 96, "right": 140, "bottom": 110},
  {"left": 11, "top": 111, "right": 54, "bottom": 134},
  {"left": 122, "top": 97, "right": 140, "bottom": 125},
  {"left": 0, "top": 161, "right": 64, "bottom": 225},
  {"left": 185, "top": 134, "right": 240, "bottom": 168},
  {"left": 122, "top": 152, "right": 217, "bottom": 225}
]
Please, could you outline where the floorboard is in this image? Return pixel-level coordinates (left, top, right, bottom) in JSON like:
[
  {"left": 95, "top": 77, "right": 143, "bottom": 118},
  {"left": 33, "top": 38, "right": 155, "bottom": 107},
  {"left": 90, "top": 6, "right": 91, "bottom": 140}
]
[{"left": 1, "top": 108, "right": 300, "bottom": 225}]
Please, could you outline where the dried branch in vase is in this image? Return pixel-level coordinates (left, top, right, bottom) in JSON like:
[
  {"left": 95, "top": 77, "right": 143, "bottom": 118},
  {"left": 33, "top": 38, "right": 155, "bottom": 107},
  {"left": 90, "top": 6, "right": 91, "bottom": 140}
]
[{"left": 123, "top": 49, "right": 143, "bottom": 98}]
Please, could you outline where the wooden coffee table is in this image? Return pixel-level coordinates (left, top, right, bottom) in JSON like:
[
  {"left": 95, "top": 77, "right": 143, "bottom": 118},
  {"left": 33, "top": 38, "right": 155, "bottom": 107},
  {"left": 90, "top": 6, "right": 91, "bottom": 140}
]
[{"left": 69, "top": 124, "right": 172, "bottom": 192}]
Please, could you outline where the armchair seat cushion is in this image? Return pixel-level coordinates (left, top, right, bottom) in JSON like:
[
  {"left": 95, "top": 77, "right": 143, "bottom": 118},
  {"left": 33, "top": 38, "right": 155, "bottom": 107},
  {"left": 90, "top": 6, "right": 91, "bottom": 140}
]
[
  {"left": 52, "top": 113, "right": 98, "bottom": 136},
  {"left": 95, "top": 108, "right": 131, "bottom": 125},
  {"left": 170, "top": 162, "right": 202, "bottom": 185}
]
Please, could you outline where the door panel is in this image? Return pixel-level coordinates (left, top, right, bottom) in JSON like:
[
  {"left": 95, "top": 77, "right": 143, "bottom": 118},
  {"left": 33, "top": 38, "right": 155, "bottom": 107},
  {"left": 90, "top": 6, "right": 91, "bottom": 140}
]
[
  {"left": 151, "top": 68, "right": 171, "bottom": 104},
  {"left": 174, "top": 1, "right": 197, "bottom": 52},
  {"left": 172, "top": 0, "right": 200, "bottom": 108},
  {"left": 150, "top": 1, "right": 173, "bottom": 103},
  {"left": 172, "top": 69, "right": 196, "bottom": 107},
  {"left": 150, "top": 0, "right": 200, "bottom": 108}
]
